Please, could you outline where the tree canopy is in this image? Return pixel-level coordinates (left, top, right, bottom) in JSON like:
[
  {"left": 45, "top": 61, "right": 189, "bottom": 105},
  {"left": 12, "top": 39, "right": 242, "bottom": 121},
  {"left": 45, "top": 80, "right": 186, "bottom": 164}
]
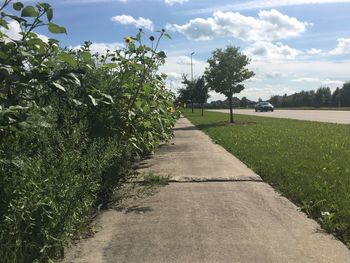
[
  {"left": 204, "top": 46, "right": 254, "bottom": 122},
  {"left": 178, "top": 75, "right": 210, "bottom": 115}
]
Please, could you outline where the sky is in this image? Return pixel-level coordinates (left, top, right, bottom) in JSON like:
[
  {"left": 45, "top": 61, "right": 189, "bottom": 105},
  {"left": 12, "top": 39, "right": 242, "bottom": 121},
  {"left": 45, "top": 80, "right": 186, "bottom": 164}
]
[{"left": 4, "top": 0, "right": 350, "bottom": 101}]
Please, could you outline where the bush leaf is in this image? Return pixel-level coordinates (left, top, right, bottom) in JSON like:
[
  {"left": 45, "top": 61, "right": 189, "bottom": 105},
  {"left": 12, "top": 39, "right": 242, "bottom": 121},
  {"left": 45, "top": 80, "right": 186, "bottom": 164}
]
[
  {"left": 51, "top": 82, "right": 66, "bottom": 92},
  {"left": 48, "top": 22, "right": 67, "bottom": 34},
  {"left": 46, "top": 8, "right": 53, "bottom": 21},
  {"left": 21, "top": 6, "right": 38, "bottom": 17},
  {"left": 13, "top": 2, "right": 24, "bottom": 11},
  {"left": 58, "top": 52, "right": 77, "bottom": 69}
]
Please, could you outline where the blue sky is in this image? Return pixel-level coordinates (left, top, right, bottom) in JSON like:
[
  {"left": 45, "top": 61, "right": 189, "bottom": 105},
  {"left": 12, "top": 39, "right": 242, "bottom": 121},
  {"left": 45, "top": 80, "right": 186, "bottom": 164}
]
[{"left": 6, "top": 0, "right": 350, "bottom": 101}]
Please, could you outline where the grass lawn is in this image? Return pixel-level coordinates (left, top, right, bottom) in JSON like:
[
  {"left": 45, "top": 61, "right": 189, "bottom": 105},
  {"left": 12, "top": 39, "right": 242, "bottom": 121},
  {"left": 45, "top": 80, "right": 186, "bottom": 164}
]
[{"left": 184, "top": 110, "right": 350, "bottom": 247}]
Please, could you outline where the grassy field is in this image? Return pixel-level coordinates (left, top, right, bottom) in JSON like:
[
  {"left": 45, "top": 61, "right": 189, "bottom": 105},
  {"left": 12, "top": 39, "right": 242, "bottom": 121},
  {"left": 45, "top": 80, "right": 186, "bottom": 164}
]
[{"left": 184, "top": 111, "right": 350, "bottom": 247}]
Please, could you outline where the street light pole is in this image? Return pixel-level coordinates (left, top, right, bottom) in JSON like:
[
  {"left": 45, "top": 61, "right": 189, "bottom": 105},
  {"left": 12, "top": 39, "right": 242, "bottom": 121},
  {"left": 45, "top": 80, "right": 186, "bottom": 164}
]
[
  {"left": 190, "top": 52, "right": 195, "bottom": 82},
  {"left": 190, "top": 52, "right": 195, "bottom": 113}
]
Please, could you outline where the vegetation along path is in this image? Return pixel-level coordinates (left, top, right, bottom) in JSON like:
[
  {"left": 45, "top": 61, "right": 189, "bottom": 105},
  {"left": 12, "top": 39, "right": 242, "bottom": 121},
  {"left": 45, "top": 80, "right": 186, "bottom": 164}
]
[{"left": 63, "top": 117, "right": 350, "bottom": 263}]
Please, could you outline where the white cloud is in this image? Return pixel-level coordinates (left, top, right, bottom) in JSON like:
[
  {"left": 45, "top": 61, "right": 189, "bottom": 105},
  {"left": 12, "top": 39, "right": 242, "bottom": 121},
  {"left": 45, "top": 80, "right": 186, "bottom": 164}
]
[
  {"left": 73, "top": 42, "right": 123, "bottom": 54},
  {"left": 225, "top": 0, "right": 350, "bottom": 11},
  {"left": 291, "top": 77, "right": 344, "bottom": 88},
  {"left": 171, "top": 9, "right": 308, "bottom": 42},
  {"left": 264, "top": 72, "right": 288, "bottom": 78},
  {"left": 111, "top": 15, "right": 153, "bottom": 30},
  {"left": 292, "top": 77, "right": 323, "bottom": 82},
  {"left": 176, "top": 55, "right": 199, "bottom": 65},
  {"left": 1, "top": 20, "right": 21, "bottom": 41},
  {"left": 188, "top": 0, "right": 350, "bottom": 15},
  {"left": 245, "top": 41, "right": 301, "bottom": 59},
  {"left": 329, "top": 38, "right": 350, "bottom": 55},
  {"left": 1, "top": 20, "right": 48, "bottom": 43},
  {"left": 165, "top": 0, "right": 189, "bottom": 6},
  {"left": 307, "top": 48, "right": 323, "bottom": 55},
  {"left": 57, "top": 0, "right": 128, "bottom": 4},
  {"left": 321, "top": 79, "right": 344, "bottom": 86},
  {"left": 166, "top": 71, "right": 182, "bottom": 80}
]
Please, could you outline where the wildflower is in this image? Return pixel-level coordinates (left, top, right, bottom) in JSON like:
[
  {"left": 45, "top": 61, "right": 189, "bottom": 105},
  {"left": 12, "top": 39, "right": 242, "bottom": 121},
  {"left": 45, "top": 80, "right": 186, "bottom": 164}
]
[
  {"left": 167, "top": 106, "right": 174, "bottom": 113},
  {"left": 149, "top": 36, "right": 155, "bottom": 41},
  {"left": 125, "top": 36, "right": 132, "bottom": 44},
  {"left": 321, "top": 211, "right": 330, "bottom": 217}
]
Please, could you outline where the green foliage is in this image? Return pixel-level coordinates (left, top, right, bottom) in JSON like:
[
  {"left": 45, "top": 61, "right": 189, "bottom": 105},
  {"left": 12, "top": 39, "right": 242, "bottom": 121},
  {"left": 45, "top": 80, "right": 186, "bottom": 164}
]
[
  {"left": 204, "top": 46, "right": 254, "bottom": 122},
  {"left": 186, "top": 111, "right": 350, "bottom": 248},
  {"left": 0, "top": 1, "right": 177, "bottom": 262},
  {"left": 340, "top": 82, "right": 350, "bottom": 107},
  {"left": 270, "top": 82, "right": 350, "bottom": 108},
  {"left": 142, "top": 173, "right": 170, "bottom": 187},
  {"left": 178, "top": 75, "right": 209, "bottom": 115}
]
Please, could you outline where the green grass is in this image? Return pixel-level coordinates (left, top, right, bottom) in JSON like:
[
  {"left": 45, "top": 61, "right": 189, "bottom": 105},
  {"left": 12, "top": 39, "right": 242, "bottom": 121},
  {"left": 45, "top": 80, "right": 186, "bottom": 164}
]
[
  {"left": 184, "top": 111, "right": 350, "bottom": 247},
  {"left": 142, "top": 173, "right": 170, "bottom": 186}
]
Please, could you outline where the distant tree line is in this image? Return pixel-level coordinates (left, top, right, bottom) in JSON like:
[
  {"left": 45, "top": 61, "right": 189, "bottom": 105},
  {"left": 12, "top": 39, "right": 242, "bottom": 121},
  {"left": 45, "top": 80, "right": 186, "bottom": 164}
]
[
  {"left": 204, "top": 97, "right": 256, "bottom": 109},
  {"left": 269, "top": 82, "right": 350, "bottom": 108}
]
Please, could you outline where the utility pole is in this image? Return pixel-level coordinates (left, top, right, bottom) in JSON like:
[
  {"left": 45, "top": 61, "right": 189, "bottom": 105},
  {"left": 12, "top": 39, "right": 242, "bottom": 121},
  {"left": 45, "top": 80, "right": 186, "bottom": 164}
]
[
  {"left": 190, "top": 52, "right": 195, "bottom": 113},
  {"left": 190, "top": 52, "right": 195, "bottom": 82}
]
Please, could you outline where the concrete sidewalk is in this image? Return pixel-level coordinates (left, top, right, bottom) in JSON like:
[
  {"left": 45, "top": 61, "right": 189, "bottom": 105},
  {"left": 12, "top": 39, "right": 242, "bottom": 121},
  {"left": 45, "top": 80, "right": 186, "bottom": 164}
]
[{"left": 63, "top": 117, "right": 350, "bottom": 263}]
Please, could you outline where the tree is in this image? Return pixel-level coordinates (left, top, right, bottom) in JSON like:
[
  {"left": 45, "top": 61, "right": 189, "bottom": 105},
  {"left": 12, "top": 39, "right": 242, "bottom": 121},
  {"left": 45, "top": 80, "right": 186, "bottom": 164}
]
[
  {"left": 332, "top": 87, "right": 341, "bottom": 107},
  {"left": 178, "top": 75, "right": 210, "bottom": 115},
  {"left": 178, "top": 75, "right": 195, "bottom": 112},
  {"left": 315, "top": 87, "right": 331, "bottom": 107},
  {"left": 194, "top": 76, "right": 210, "bottom": 116},
  {"left": 340, "top": 82, "right": 350, "bottom": 107},
  {"left": 240, "top": 97, "right": 248, "bottom": 108},
  {"left": 205, "top": 46, "right": 254, "bottom": 123}
]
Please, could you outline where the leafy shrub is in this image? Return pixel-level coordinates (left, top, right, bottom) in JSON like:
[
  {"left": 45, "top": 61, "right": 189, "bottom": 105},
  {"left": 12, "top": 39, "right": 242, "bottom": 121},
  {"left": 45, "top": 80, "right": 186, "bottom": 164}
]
[{"left": 0, "top": 1, "right": 178, "bottom": 262}]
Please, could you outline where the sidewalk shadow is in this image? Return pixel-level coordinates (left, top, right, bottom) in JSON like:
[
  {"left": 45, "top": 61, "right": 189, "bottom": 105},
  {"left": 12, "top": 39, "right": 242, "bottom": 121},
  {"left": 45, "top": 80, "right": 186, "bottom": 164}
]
[
  {"left": 196, "top": 121, "right": 228, "bottom": 130},
  {"left": 196, "top": 121, "right": 257, "bottom": 130},
  {"left": 124, "top": 205, "right": 154, "bottom": 214},
  {"left": 173, "top": 121, "right": 228, "bottom": 132},
  {"left": 173, "top": 126, "right": 199, "bottom": 131}
]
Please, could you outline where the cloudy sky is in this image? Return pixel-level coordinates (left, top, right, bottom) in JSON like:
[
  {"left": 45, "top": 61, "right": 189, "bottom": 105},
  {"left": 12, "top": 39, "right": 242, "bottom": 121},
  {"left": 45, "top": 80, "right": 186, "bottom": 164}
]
[{"left": 6, "top": 0, "right": 350, "bottom": 101}]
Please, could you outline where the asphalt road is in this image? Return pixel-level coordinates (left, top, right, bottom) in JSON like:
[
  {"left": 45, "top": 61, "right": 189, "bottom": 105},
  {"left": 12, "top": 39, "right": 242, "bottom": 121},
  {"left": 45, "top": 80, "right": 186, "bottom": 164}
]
[
  {"left": 63, "top": 118, "right": 350, "bottom": 263},
  {"left": 209, "top": 109, "right": 350, "bottom": 124}
]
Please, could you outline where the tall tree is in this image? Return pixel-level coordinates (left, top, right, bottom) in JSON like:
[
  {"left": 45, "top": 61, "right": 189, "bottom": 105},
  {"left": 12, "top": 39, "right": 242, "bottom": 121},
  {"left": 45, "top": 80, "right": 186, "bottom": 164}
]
[
  {"left": 340, "top": 82, "right": 350, "bottom": 107},
  {"left": 178, "top": 75, "right": 195, "bottom": 112},
  {"left": 332, "top": 87, "right": 341, "bottom": 107},
  {"left": 205, "top": 46, "right": 254, "bottom": 123},
  {"left": 240, "top": 97, "right": 248, "bottom": 108},
  {"left": 179, "top": 75, "right": 210, "bottom": 115},
  {"left": 194, "top": 76, "right": 210, "bottom": 116},
  {"left": 315, "top": 87, "right": 331, "bottom": 107}
]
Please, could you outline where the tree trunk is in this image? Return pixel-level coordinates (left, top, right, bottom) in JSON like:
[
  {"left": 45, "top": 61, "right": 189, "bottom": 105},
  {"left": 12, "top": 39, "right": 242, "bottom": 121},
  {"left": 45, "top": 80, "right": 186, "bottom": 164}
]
[
  {"left": 191, "top": 102, "right": 194, "bottom": 113},
  {"left": 201, "top": 103, "right": 204, "bottom": 116},
  {"left": 229, "top": 94, "right": 234, "bottom": 123}
]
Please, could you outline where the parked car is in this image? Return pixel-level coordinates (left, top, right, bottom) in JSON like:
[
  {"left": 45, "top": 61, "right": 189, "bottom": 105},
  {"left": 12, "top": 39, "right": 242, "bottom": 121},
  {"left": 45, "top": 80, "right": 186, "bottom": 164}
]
[{"left": 255, "top": 102, "right": 274, "bottom": 112}]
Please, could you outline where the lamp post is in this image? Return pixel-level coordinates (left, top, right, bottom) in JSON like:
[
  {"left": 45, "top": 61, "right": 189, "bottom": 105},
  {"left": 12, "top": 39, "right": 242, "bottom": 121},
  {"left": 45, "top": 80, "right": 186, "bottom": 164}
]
[
  {"left": 190, "top": 52, "right": 195, "bottom": 82},
  {"left": 190, "top": 52, "right": 195, "bottom": 113}
]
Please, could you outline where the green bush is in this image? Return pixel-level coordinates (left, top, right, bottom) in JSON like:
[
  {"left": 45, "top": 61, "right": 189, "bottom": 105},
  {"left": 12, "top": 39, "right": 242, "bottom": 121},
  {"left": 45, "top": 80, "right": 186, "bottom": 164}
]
[{"left": 0, "top": 1, "right": 178, "bottom": 262}]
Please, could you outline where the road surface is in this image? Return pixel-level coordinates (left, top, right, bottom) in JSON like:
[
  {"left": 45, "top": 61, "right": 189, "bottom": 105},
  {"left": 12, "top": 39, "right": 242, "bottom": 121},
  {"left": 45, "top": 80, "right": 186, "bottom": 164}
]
[{"left": 209, "top": 109, "right": 350, "bottom": 124}]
